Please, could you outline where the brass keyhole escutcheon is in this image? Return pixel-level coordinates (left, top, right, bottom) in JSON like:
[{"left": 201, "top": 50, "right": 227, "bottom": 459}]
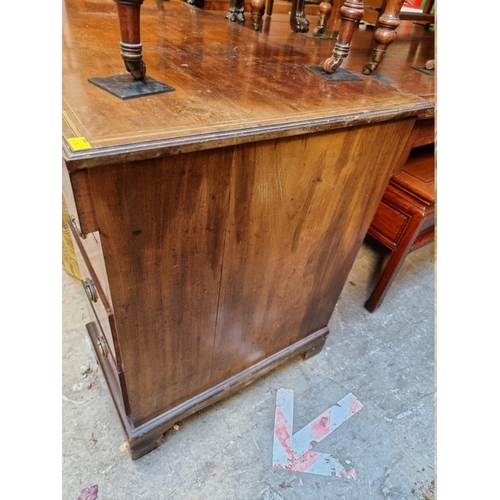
[
  {"left": 84, "top": 278, "right": 98, "bottom": 303},
  {"left": 70, "top": 216, "right": 87, "bottom": 239},
  {"left": 97, "top": 336, "right": 109, "bottom": 357}
]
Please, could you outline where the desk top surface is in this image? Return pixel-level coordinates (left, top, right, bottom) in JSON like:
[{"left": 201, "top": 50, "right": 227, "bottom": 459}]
[{"left": 62, "top": 0, "right": 432, "bottom": 170}]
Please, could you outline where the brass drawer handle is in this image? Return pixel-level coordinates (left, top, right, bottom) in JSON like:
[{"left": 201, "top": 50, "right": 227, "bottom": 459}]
[
  {"left": 97, "top": 336, "right": 109, "bottom": 357},
  {"left": 70, "top": 216, "right": 87, "bottom": 239},
  {"left": 84, "top": 278, "right": 99, "bottom": 303}
]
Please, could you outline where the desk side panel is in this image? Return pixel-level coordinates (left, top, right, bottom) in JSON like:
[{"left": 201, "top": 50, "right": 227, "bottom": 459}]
[
  {"left": 211, "top": 119, "right": 415, "bottom": 382},
  {"left": 87, "top": 149, "right": 232, "bottom": 426}
]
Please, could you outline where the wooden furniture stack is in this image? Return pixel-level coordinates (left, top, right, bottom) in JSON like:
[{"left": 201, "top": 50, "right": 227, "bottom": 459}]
[{"left": 62, "top": 0, "right": 432, "bottom": 459}]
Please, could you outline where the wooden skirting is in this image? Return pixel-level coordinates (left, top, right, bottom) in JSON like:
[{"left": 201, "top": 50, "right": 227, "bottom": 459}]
[{"left": 89, "top": 319, "right": 328, "bottom": 459}]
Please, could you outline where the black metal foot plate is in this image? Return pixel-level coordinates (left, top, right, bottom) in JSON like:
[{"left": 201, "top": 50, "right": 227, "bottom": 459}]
[
  {"left": 367, "top": 72, "right": 394, "bottom": 84},
  {"left": 88, "top": 74, "right": 175, "bottom": 100},
  {"left": 411, "top": 66, "right": 434, "bottom": 76},
  {"left": 305, "top": 66, "right": 363, "bottom": 81}
]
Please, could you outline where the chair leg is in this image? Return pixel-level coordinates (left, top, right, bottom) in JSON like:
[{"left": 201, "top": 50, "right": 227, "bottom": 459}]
[
  {"left": 313, "top": 0, "right": 333, "bottom": 36},
  {"left": 290, "top": 0, "right": 310, "bottom": 33},
  {"left": 226, "top": 0, "right": 246, "bottom": 24},
  {"left": 364, "top": 214, "right": 425, "bottom": 312},
  {"left": 362, "top": 0, "right": 404, "bottom": 75},
  {"left": 114, "top": 0, "right": 146, "bottom": 80},
  {"left": 251, "top": 0, "right": 265, "bottom": 31},
  {"left": 323, "top": 0, "right": 365, "bottom": 73}
]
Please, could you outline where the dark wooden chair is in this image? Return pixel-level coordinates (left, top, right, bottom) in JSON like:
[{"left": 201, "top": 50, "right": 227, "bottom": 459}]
[
  {"left": 362, "top": 0, "right": 434, "bottom": 74},
  {"left": 364, "top": 143, "right": 435, "bottom": 312},
  {"left": 110, "top": 0, "right": 366, "bottom": 79}
]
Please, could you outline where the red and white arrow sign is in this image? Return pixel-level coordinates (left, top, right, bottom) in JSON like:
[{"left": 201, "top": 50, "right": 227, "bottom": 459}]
[{"left": 272, "top": 388, "right": 363, "bottom": 477}]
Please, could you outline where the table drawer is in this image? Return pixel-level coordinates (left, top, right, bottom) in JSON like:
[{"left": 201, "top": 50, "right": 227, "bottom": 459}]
[{"left": 368, "top": 200, "right": 409, "bottom": 248}]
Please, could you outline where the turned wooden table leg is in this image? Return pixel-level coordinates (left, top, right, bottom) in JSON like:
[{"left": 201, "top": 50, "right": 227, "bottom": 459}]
[
  {"left": 313, "top": 0, "right": 333, "bottom": 36},
  {"left": 114, "top": 0, "right": 146, "bottom": 80},
  {"left": 226, "top": 0, "right": 246, "bottom": 24},
  {"left": 362, "top": 0, "right": 404, "bottom": 75},
  {"left": 323, "top": 0, "right": 364, "bottom": 73},
  {"left": 251, "top": 0, "right": 265, "bottom": 31},
  {"left": 290, "top": 0, "right": 310, "bottom": 33},
  {"left": 364, "top": 214, "right": 427, "bottom": 312}
]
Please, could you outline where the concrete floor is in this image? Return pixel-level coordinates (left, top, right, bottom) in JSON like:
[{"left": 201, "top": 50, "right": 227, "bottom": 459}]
[{"left": 62, "top": 237, "right": 435, "bottom": 500}]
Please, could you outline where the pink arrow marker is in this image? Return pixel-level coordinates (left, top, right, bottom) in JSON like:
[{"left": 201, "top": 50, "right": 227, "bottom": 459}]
[{"left": 272, "top": 388, "right": 362, "bottom": 477}]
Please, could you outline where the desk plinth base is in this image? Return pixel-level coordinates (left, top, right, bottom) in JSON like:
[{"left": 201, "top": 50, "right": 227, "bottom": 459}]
[
  {"left": 88, "top": 74, "right": 175, "bottom": 100},
  {"left": 87, "top": 321, "right": 329, "bottom": 459}
]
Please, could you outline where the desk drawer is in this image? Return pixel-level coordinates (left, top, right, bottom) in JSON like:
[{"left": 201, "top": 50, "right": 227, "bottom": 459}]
[
  {"left": 78, "top": 231, "right": 113, "bottom": 308},
  {"left": 68, "top": 222, "right": 122, "bottom": 369},
  {"left": 85, "top": 291, "right": 121, "bottom": 388},
  {"left": 81, "top": 270, "right": 119, "bottom": 367},
  {"left": 86, "top": 309, "right": 130, "bottom": 417},
  {"left": 63, "top": 162, "right": 112, "bottom": 302}
]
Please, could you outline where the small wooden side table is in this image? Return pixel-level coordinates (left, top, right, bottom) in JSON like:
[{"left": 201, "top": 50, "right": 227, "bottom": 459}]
[{"left": 364, "top": 142, "right": 435, "bottom": 312}]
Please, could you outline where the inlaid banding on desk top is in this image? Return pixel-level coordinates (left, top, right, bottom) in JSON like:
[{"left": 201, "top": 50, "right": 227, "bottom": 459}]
[{"left": 62, "top": 0, "right": 433, "bottom": 160}]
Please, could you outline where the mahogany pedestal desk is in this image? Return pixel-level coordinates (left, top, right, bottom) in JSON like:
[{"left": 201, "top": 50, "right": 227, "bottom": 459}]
[{"left": 62, "top": 0, "right": 431, "bottom": 459}]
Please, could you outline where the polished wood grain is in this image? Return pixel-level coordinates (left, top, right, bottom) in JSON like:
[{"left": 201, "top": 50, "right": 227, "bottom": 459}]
[
  {"left": 86, "top": 149, "right": 232, "bottom": 426},
  {"left": 211, "top": 119, "right": 414, "bottom": 383},
  {"left": 246, "top": 10, "right": 434, "bottom": 104},
  {"left": 63, "top": 0, "right": 433, "bottom": 458},
  {"left": 202, "top": 4, "right": 436, "bottom": 318},
  {"left": 74, "top": 117, "right": 415, "bottom": 427},
  {"left": 62, "top": 0, "right": 429, "bottom": 170}
]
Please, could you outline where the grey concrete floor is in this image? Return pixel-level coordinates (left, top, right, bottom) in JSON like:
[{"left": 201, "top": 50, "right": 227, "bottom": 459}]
[{"left": 62, "top": 237, "right": 435, "bottom": 500}]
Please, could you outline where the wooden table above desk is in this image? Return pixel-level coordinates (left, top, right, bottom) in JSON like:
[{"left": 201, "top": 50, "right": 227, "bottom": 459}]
[{"left": 62, "top": 0, "right": 432, "bottom": 459}]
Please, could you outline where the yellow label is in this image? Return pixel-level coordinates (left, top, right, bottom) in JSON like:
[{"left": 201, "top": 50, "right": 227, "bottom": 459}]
[{"left": 67, "top": 137, "right": 92, "bottom": 151}]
